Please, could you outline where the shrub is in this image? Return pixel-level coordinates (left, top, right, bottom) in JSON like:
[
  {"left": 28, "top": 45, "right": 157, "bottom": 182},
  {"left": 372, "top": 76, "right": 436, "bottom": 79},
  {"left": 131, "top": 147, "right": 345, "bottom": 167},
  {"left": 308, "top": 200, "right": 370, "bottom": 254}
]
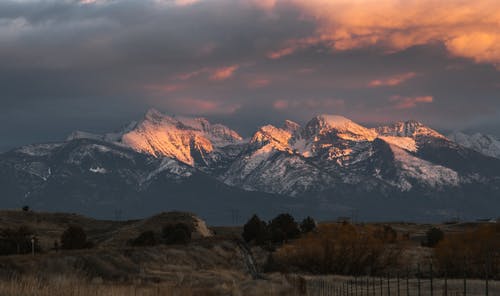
[
  {"left": 424, "top": 227, "right": 444, "bottom": 247},
  {"left": 242, "top": 215, "right": 269, "bottom": 245},
  {"left": 270, "top": 223, "right": 403, "bottom": 275},
  {"left": 374, "top": 225, "right": 398, "bottom": 243},
  {"left": 61, "top": 226, "right": 89, "bottom": 250},
  {"left": 130, "top": 231, "right": 158, "bottom": 246},
  {"left": 300, "top": 217, "right": 316, "bottom": 233},
  {"left": 434, "top": 224, "right": 500, "bottom": 277},
  {"left": 22, "top": 206, "right": 30, "bottom": 212},
  {"left": 162, "top": 223, "right": 192, "bottom": 245},
  {"left": 268, "top": 213, "right": 300, "bottom": 243}
]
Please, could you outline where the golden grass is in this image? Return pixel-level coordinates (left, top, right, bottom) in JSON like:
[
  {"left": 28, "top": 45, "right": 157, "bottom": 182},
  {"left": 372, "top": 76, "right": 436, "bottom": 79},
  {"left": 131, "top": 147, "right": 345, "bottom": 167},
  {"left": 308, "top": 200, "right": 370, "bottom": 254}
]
[
  {"left": 0, "top": 271, "right": 498, "bottom": 296},
  {"left": 0, "top": 274, "right": 304, "bottom": 296}
]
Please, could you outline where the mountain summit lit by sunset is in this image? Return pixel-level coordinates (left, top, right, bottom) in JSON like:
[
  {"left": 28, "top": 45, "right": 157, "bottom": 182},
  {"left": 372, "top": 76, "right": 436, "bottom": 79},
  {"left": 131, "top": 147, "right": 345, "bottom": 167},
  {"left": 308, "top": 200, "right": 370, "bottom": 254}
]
[{"left": 0, "top": 1, "right": 499, "bottom": 295}]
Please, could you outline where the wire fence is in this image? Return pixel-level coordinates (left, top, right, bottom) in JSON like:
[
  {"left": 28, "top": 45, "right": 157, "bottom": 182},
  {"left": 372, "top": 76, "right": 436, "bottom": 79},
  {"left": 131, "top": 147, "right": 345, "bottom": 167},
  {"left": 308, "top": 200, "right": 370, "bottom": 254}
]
[
  {"left": 285, "top": 262, "right": 500, "bottom": 296},
  {"left": 298, "top": 276, "right": 500, "bottom": 296}
]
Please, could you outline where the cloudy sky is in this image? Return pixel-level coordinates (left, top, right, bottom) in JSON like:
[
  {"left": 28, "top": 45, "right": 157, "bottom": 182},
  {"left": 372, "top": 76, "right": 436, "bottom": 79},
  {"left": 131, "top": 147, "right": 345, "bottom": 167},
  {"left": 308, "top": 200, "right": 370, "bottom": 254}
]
[{"left": 1, "top": 0, "right": 500, "bottom": 150}]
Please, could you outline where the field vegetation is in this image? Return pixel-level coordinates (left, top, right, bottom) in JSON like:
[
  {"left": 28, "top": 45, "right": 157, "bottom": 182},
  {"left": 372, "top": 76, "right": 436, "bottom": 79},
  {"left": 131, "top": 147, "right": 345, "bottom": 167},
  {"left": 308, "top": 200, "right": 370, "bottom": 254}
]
[{"left": 0, "top": 209, "right": 497, "bottom": 295}]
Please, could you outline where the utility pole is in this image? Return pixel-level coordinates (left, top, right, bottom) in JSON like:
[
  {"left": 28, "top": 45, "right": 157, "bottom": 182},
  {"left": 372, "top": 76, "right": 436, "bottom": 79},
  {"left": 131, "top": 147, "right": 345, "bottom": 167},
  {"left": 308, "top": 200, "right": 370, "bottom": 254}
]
[{"left": 231, "top": 209, "right": 240, "bottom": 225}]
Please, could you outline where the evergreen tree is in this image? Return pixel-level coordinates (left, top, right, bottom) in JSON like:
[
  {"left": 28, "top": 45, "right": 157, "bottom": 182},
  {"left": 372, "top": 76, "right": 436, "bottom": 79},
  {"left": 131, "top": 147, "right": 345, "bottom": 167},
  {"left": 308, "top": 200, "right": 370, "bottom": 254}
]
[
  {"left": 242, "top": 214, "right": 268, "bottom": 244},
  {"left": 300, "top": 216, "right": 317, "bottom": 233},
  {"left": 61, "top": 226, "right": 88, "bottom": 250},
  {"left": 269, "top": 213, "right": 300, "bottom": 243},
  {"left": 425, "top": 227, "right": 444, "bottom": 247}
]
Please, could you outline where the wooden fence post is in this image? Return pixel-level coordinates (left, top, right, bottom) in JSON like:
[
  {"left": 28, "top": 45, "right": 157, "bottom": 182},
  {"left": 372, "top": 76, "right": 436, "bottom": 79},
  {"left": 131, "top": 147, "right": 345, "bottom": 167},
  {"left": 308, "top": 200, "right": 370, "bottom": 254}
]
[
  {"left": 397, "top": 273, "right": 400, "bottom": 296},
  {"left": 444, "top": 268, "right": 448, "bottom": 296},
  {"left": 417, "top": 264, "right": 421, "bottom": 296},
  {"left": 430, "top": 263, "right": 433, "bottom": 296},
  {"left": 406, "top": 268, "right": 410, "bottom": 296},
  {"left": 387, "top": 275, "right": 391, "bottom": 296},
  {"left": 463, "top": 257, "right": 467, "bottom": 296},
  {"left": 485, "top": 260, "right": 489, "bottom": 296}
]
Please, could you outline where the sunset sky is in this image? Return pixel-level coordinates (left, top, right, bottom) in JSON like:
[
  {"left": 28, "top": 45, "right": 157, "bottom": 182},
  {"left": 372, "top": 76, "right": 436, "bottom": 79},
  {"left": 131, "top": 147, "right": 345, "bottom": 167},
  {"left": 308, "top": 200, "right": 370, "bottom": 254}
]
[{"left": 1, "top": 0, "right": 500, "bottom": 150}]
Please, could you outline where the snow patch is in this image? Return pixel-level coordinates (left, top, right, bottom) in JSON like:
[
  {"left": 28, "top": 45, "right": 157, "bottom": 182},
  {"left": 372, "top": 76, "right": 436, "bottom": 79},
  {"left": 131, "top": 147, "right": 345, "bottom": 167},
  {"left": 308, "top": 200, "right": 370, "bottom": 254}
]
[
  {"left": 449, "top": 132, "right": 500, "bottom": 159},
  {"left": 146, "top": 157, "right": 193, "bottom": 180},
  {"left": 89, "top": 167, "right": 107, "bottom": 174},
  {"left": 376, "top": 121, "right": 445, "bottom": 139},
  {"left": 379, "top": 136, "right": 417, "bottom": 152},
  {"left": 316, "top": 115, "right": 378, "bottom": 141},
  {"left": 16, "top": 143, "right": 63, "bottom": 156},
  {"left": 390, "top": 144, "right": 460, "bottom": 189},
  {"left": 121, "top": 109, "right": 242, "bottom": 166}
]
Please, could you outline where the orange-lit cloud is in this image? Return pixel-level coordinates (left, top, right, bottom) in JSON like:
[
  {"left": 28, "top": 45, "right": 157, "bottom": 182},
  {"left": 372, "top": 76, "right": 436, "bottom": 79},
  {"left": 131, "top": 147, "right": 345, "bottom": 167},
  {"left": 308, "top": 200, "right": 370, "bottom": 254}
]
[
  {"left": 274, "top": 98, "right": 345, "bottom": 110},
  {"left": 267, "top": 37, "right": 318, "bottom": 59},
  {"left": 174, "top": 0, "right": 201, "bottom": 6},
  {"left": 264, "top": 0, "right": 500, "bottom": 68},
  {"left": 176, "top": 69, "right": 206, "bottom": 80},
  {"left": 267, "top": 47, "right": 296, "bottom": 59},
  {"left": 209, "top": 65, "right": 239, "bottom": 81},
  {"left": 254, "top": 0, "right": 277, "bottom": 10},
  {"left": 79, "top": 0, "right": 103, "bottom": 4},
  {"left": 390, "top": 95, "right": 434, "bottom": 110},
  {"left": 369, "top": 72, "right": 417, "bottom": 87},
  {"left": 176, "top": 65, "right": 239, "bottom": 81}
]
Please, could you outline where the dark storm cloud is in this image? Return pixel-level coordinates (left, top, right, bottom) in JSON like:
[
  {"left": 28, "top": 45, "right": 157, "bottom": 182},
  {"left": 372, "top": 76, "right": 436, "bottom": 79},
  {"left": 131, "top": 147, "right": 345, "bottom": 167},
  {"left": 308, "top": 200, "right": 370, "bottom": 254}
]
[{"left": 1, "top": 0, "right": 500, "bottom": 150}]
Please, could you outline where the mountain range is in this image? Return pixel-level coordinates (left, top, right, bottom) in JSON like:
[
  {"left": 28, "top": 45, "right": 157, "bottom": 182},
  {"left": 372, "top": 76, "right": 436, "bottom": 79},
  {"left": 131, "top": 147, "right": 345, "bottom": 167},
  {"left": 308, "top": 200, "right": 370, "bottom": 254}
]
[{"left": 1, "top": 109, "right": 499, "bottom": 224}]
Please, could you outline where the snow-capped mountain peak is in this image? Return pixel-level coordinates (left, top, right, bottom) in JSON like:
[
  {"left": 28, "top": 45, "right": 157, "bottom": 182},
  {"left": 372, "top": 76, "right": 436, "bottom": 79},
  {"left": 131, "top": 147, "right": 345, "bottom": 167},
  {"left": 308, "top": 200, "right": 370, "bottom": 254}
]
[
  {"left": 4, "top": 111, "right": 500, "bottom": 222},
  {"left": 120, "top": 109, "right": 242, "bottom": 166},
  {"left": 250, "top": 125, "right": 292, "bottom": 152},
  {"left": 302, "top": 114, "right": 378, "bottom": 142},
  {"left": 375, "top": 120, "right": 445, "bottom": 139}
]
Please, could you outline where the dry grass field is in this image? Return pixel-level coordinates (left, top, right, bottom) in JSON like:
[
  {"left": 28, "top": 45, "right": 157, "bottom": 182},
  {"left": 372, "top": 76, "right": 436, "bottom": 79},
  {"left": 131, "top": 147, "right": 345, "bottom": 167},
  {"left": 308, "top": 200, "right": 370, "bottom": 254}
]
[{"left": 0, "top": 210, "right": 497, "bottom": 295}]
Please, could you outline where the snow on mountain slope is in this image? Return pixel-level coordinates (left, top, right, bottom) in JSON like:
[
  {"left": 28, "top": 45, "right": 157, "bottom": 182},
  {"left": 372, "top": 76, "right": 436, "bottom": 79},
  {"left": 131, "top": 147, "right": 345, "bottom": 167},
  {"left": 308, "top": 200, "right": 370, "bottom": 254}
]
[
  {"left": 379, "top": 136, "right": 417, "bottom": 152},
  {"left": 4, "top": 111, "right": 500, "bottom": 221},
  {"left": 67, "top": 122, "right": 138, "bottom": 143},
  {"left": 146, "top": 157, "right": 194, "bottom": 181},
  {"left": 303, "top": 115, "right": 378, "bottom": 142},
  {"left": 290, "top": 115, "right": 378, "bottom": 160},
  {"left": 221, "top": 115, "right": 471, "bottom": 197},
  {"left": 250, "top": 125, "right": 293, "bottom": 152},
  {"left": 375, "top": 120, "right": 445, "bottom": 139},
  {"left": 223, "top": 116, "right": 382, "bottom": 196},
  {"left": 388, "top": 144, "right": 460, "bottom": 190},
  {"left": 15, "top": 143, "right": 64, "bottom": 157},
  {"left": 223, "top": 151, "right": 332, "bottom": 196},
  {"left": 448, "top": 132, "right": 500, "bottom": 159},
  {"left": 120, "top": 109, "right": 242, "bottom": 166}
]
